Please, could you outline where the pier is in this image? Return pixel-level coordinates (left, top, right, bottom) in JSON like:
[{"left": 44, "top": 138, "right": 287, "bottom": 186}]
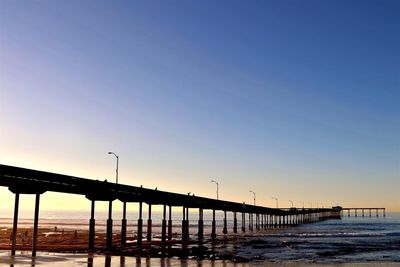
[{"left": 1, "top": 164, "right": 342, "bottom": 256}]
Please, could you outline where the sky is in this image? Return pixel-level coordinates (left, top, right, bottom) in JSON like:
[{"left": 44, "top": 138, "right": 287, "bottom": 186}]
[{"left": 0, "top": 0, "right": 399, "bottom": 214}]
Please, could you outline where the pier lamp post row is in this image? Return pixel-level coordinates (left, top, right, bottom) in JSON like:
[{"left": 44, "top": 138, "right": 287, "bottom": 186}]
[{"left": 2, "top": 164, "right": 382, "bottom": 257}]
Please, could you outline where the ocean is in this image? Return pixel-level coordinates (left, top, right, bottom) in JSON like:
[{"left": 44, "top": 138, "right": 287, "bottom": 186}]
[{"left": 0, "top": 210, "right": 399, "bottom": 266}]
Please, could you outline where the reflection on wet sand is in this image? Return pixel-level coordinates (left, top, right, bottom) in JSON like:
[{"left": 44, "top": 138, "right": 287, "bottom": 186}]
[
  {"left": 3, "top": 252, "right": 250, "bottom": 267},
  {"left": 4, "top": 252, "right": 400, "bottom": 267}
]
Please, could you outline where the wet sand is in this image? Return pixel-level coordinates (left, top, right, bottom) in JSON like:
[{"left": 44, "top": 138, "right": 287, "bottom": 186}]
[
  {"left": 1, "top": 251, "right": 400, "bottom": 267},
  {"left": 0, "top": 227, "right": 93, "bottom": 252},
  {"left": 0, "top": 226, "right": 239, "bottom": 259}
]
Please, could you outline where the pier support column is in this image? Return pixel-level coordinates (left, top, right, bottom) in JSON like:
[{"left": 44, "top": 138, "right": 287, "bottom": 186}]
[
  {"left": 376, "top": 209, "right": 378, "bottom": 217},
  {"left": 168, "top": 206, "right": 172, "bottom": 241},
  {"left": 198, "top": 208, "right": 204, "bottom": 240},
  {"left": 182, "top": 207, "right": 189, "bottom": 241},
  {"left": 186, "top": 207, "right": 189, "bottom": 239},
  {"left": 211, "top": 210, "right": 216, "bottom": 238},
  {"left": 348, "top": 209, "right": 350, "bottom": 217},
  {"left": 369, "top": 209, "right": 371, "bottom": 217},
  {"left": 355, "top": 209, "right": 358, "bottom": 217},
  {"left": 257, "top": 214, "right": 260, "bottom": 229},
  {"left": 121, "top": 202, "right": 127, "bottom": 246},
  {"left": 181, "top": 207, "right": 185, "bottom": 240},
  {"left": 261, "top": 214, "right": 264, "bottom": 229},
  {"left": 223, "top": 211, "right": 227, "bottom": 234},
  {"left": 249, "top": 213, "right": 252, "bottom": 231},
  {"left": 161, "top": 205, "right": 167, "bottom": 243},
  {"left": 11, "top": 193, "right": 19, "bottom": 256},
  {"left": 147, "top": 204, "right": 152, "bottom": 241},
  {"left": 362, "top": 209, "right": 364, "bottom": 217},
  {"left": 256, "top": 214, "right": 259, "bottom": 230},
  {"left": 88, "top": 200, "right": 95, "bottom": 251},
  {"left": 383, "top": 209, "right": 386, "bottom": 217},
  {"left": 137, "top": 202, "right": 143, "bottom": 247},
  {"left": 241, "top": 212, "right": 246, "bottom": 232},
  {"left": 233, "top": 212, "right": 237, "bottom": 233},
  {"left": 106, "top": 200, "right": 113, "bottom": 250},
  {"left": 32, "top": 193, "right": 40, "bottom": 257}
]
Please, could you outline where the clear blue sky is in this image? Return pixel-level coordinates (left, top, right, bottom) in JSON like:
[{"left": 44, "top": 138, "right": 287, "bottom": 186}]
[{"left": 0, "top": 1, "right": 399, "bottom": 211}]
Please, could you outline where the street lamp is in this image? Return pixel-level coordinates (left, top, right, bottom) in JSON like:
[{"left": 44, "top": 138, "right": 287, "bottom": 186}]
[
  {"left": 289, "top": 200, "right": 293, "bottom": 208},
  {"left": 300, "top": 201, "right": 304, "bottom": 209},
  {"left": 108, "top": 152, "right": 119, "bottom": 184},
  {"left": 272, "top": 197, "right": 278, "bottom": 209},
  {"left": 249, "top": 190, "right": 256, "bottom": 205},
  {"left": 210, "top": 179, "right": 219, "bottom": 200}
]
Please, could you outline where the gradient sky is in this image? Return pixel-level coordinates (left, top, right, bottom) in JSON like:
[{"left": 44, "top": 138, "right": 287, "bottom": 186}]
[{"left": 0, "top": 0, "right": 399, "bottom": 213}]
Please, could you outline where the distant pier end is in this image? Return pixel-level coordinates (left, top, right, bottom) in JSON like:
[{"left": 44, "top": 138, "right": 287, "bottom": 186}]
[{"left": 342, "top": 207, "right": 386, "bottom": 217}]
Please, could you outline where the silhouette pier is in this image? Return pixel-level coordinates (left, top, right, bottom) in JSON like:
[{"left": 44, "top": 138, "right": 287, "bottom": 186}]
[{"left": 1, "top": 164, "right": 343, "bottom": 256}]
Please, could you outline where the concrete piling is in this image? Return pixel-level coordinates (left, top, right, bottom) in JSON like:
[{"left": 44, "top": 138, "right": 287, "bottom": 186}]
[
  {"left": 198, "top": 208, "right": 204, "bottom": 239},
  {"left": 121, "top": 202, "right": 127, "bottom": 246},
  {"left": 32, "top": 193, "right": 40, "bottom": 257},
  {"left": 223, "top": 211, "right": 227, "bottom": 234},
  {"left": 137, "top": 201, "right": 143, "bottom": 247},
  {"left": 11, "top": 193, "right": 19, "bottom": 256},
  {"left": 211, "top": 210, "right": 216, "bottom": 238},
  {"left": 162, "top": 204, "right": 167, "bottom": 242},
  {"left": 147, "top": 204, "right": 152, "bottom": 241},
  {"left": 106, "top": 200, "right": 113, "bottom": 250},
  {"left": 168, "top": 205, "right": 173, "bottom": 241},
  {"left": 233, "top": 212, "right": 237, "bottom": 233},
  {"left": 88, "top": 200, "right": 95, "bottom": 251}
]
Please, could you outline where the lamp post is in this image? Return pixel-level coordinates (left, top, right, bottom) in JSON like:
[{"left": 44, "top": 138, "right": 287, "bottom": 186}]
[
  {"left": 272, "top": 197, "right": 278, "bottom": 209},
  {"left": 210, "top": 180, "right": 219, "bottom": 200},
  {"left": 300, "top": 201, "right": 304, "bottom": 209},
  {"left": 249, "top": 190, "right": 256, "bottom": 205},
  {"left": 289, "top": 200, "right": 293, "bottom": 208},
  {"left": 108, "top": 152, "right": 119, "bottom": 184}
]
